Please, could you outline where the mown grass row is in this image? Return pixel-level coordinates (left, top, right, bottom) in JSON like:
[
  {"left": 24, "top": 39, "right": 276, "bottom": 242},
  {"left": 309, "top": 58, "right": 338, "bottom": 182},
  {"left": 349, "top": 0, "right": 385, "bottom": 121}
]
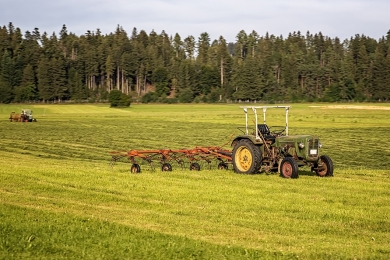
[
  {"left": 1, "top": 203, "right": 271, "bottom": 260},
  {"left": 1, "top": 103, "right": 390, "bottom": 259}
]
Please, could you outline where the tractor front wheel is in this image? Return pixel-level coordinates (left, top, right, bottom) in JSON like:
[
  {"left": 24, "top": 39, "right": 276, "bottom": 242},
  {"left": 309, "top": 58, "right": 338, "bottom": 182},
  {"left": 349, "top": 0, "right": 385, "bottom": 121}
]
[
  {"left": 232, "top": 139, "right": 262, "bottom": 174},
  {"left": 315, "top": 155, "right": 334, "bottom": 177},
  {"left": 280, "top": 157, "right": 299, "bottom": 178}
]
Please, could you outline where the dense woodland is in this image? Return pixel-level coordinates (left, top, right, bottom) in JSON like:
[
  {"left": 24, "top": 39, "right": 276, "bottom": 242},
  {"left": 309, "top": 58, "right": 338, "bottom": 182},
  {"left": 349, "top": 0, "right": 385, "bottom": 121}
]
[{"left": 0, "top": 22, "right": 389, "bottom": 104}]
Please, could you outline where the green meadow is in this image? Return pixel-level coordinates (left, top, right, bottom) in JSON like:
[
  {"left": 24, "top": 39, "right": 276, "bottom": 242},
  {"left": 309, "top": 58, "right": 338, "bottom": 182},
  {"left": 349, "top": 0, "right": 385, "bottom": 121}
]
[{"left": 1, "top": 103, "right": 389, "bottom": 259}]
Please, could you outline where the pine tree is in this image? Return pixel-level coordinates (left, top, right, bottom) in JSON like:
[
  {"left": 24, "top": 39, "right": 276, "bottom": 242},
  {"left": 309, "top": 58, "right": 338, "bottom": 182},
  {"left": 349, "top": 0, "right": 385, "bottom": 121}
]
[
  {"left": 14, "top": 63, "right": 38, "bottom": 102},
  {"left": 68, "top": 67, "right": 87, "bottom": 100},
  {"left": 50, "top": 56, "right": 68, "bottom": 102},
  {"left": 232, "top": 56, "right": 263, "bottom": 100},
  {"left": 197, "top": 32, "right": 210, "bottom": 65},
  {"left": 0, "top": 51, "right": 16, "bottom": 102},
  {"left": 371, "top": 41, "right": 389, "bottom": 101},
  {"left": 37, "top": 56, "right": 52, "bottom": 102},
  {"left": 173, "top": 33, "right": 183, "bottom": 58},
  {"left": 153, "top": 66, "right": 170, "bottom": 97},
  {"left": 235, "top": 30, "right": 248, "bottom": 61},
  {"left": 183, "top": 36, "right": 195, "bottom": 60},
  {"left": 247, "top": 30, "right": 259, "bottom": 57},
  {"left": 216, "top": 36, "right": 233, "bottom": 98}
]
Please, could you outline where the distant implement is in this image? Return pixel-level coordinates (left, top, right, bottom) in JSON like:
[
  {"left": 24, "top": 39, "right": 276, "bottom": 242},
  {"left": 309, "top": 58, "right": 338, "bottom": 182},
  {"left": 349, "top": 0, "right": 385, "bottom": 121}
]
[{"left": 9, "top": 109, "right": 37, "bottom": 122}]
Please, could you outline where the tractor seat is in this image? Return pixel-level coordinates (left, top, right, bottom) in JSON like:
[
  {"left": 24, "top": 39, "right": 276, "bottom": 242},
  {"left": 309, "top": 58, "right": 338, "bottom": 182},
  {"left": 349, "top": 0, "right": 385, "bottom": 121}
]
[{"left": 257, "top": 124, "right": 275, "bottom": 142}]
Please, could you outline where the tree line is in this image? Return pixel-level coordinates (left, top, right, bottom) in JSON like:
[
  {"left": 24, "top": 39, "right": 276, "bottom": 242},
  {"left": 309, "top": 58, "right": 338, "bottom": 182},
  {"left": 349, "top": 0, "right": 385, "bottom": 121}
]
[{"left": 0, "top": 22, "right": 389, "bottom": 104}]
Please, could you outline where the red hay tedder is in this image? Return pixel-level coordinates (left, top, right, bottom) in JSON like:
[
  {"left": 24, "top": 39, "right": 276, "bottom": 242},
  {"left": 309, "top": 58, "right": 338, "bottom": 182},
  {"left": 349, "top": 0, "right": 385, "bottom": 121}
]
[{"left": 110, "top": 146, "right": 233, "bottom": 173}]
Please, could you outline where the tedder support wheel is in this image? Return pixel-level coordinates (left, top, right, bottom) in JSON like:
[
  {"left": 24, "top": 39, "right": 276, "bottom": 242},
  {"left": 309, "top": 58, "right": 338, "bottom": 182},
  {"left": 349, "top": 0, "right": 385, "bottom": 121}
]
[
  {"left": 280, "top": 157, "right": 299, "bottom": 178},
  {"left": 161, "top": 163, "right": 172, "bottom": 171},
  {"left": 190, "top": 162, "right": 200, "bottom": 171},
  {"left": 130, "top": 163, "right": 141, "bottom": 174},
  {"left": 315, "top": 155, "right": 334, "bottom": 177},
  {"left": 218, "top": 162, "right": 228, "bottom": 170},
  {"left": 232, "top": 139, "right": 262, "bottom": 174}
]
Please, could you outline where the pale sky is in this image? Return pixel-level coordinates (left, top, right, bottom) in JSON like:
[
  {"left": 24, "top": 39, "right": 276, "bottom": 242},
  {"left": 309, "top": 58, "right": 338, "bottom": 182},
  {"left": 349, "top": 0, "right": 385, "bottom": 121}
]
[{"left": 1, "top": 0, "right": 389, "bottom": 42}]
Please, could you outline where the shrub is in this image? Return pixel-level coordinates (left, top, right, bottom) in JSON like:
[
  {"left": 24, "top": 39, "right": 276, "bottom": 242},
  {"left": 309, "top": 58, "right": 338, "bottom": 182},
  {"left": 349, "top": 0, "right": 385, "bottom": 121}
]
[
  {"left": 141, "top": 92, "right": 158, "bottom": 103},
  {"left": 109, "top": 90, "right": 131, "bottom": 107},
  {"left": 178, "top": 89, "right": 193, "bottom": 103}
]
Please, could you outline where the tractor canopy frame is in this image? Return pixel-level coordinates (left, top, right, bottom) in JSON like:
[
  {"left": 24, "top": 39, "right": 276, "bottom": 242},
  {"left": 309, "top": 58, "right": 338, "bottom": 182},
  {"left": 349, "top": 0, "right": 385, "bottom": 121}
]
[{"left": 240, "top": 105, "right": 291, "bottom": 140}]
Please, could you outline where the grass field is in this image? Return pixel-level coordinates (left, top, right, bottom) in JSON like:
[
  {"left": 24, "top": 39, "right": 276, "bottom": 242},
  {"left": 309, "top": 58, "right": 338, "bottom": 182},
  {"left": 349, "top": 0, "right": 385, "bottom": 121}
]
[{"left": 1, "top": 103, "right": 389, "bottom": 259}]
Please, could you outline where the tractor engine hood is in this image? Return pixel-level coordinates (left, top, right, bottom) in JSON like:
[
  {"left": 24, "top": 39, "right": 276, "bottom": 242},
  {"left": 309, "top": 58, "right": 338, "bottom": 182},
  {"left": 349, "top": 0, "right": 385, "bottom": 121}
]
[{"left": 274, "top": 135, "right": 321, "bottom": 161}]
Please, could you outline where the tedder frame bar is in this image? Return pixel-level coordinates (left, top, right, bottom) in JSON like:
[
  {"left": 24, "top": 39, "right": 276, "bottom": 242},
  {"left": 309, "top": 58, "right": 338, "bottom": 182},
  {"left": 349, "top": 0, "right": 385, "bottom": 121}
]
[{"left": 110, "top": 146, "right": 233, "bottom": 173}]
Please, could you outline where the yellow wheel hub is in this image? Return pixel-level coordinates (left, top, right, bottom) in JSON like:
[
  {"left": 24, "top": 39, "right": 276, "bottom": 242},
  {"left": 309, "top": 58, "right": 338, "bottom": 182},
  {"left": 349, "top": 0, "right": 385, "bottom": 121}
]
[{"left": 235, "top": 146, "right": 252, "bottom": 172}]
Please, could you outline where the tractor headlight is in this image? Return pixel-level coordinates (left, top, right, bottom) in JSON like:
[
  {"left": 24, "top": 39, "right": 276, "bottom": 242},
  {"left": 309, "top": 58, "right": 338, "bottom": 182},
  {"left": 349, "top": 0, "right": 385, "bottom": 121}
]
[{"left": 298, "top": 142, "right": 305, "bottom": 149}]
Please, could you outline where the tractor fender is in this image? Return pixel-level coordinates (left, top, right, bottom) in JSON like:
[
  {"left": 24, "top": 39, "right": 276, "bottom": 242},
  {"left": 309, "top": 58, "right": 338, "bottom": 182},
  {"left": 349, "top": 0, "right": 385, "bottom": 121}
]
[{"left": 231, "top": 135, "right": 264, "bottom": 147}]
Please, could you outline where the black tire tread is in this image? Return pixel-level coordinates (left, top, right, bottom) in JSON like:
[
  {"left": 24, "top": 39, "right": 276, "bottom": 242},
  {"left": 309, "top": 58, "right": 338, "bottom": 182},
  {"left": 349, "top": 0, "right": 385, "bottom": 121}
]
[
  {"left": 190, "top": 162, "right": 200, "bottom": 171},
  {"left": 318, "top": 155, "right": 334, "bottom": 177},
  {"left": 130, "top": 163, "right": 141, "bottom": 174},
  {"left": 232, "top": 139, "right": 262, "bottom": 174},
  {"left": 280, "top": 157, "right": 299, "bottom": 179},
  {"left": 161, "top": 163, "right": 172, "bottom": 171}
]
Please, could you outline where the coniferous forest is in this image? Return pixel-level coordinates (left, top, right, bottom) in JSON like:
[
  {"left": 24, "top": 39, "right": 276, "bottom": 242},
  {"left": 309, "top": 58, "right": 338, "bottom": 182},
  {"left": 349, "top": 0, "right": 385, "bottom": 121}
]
[{"left": 0, "top": 22, "right": 389, "bottom": 104}]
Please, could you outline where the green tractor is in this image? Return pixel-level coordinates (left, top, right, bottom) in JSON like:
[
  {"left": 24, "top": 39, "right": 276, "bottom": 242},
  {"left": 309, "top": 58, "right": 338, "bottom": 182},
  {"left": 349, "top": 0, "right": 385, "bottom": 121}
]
[{"left": 231, "top": 106, "right": 333, "bottom": 178}]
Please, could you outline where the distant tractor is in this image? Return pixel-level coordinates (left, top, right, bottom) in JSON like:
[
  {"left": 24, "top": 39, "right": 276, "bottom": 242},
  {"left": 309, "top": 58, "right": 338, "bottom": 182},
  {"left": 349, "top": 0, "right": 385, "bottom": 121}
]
[
  {"left": 9, "top": 109, "right": 37, "bottom": 122},
  {"left": 231, "top": 106, "right": 333, "bottom": 178}
]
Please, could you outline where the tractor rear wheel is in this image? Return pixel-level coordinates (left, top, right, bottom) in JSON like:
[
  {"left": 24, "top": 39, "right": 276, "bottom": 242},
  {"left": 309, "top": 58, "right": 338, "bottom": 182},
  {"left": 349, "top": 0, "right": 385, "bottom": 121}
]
[
  {"left": 190, "top": 162, "right": 200, "bottom": 171},
  {"left": 130, "top": 164, "right": 141, "bottom": 173},
  {"left": 315, "top": 155, "right": 334, "bottom": 177},
  {"left": 232, "top": 139, "right": 262, "bottom": 174},
  {"left": 280, "top": 157, "right": 299, "bottom": 178},
  {"left": 161, "top": 163, "right": 172, "bottom": 171}
]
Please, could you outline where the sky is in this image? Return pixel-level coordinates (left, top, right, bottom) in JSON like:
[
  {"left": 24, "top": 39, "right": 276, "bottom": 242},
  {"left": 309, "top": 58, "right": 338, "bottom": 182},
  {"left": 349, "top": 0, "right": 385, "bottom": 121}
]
[{"left": 1, "top": 0, "right": 389, "bottom": 42}]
